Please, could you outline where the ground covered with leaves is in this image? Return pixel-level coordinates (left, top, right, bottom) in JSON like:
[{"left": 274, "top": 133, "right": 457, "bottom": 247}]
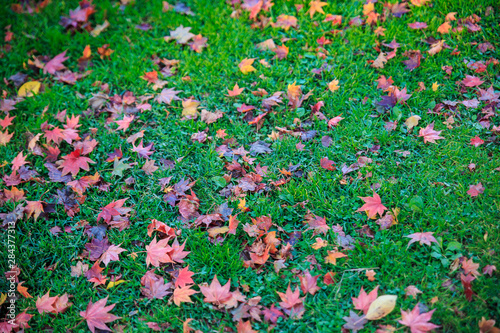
[{"left": 0, "top": 0, "right": 499, "bottom": 332}]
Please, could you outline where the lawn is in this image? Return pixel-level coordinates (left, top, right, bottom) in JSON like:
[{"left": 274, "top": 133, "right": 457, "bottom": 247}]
[{"left": 0, "top": 0, "right": 499, "bottom": 332}]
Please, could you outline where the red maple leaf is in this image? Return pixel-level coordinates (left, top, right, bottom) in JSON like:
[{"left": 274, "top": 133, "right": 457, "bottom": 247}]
[
  {"left": 460, "top": 273, "right": 475, "bottom": 301},
  {"left": 352, "top": 286, "right": 379, "bottom": 314},
  {"left": 199, "top": 275, "right": 232, "bottom": 306},
  {"left": 114, "top": 115, "right": 134, "bottom": 132},
  {"left": 60, "top": 149, "right": 95, "bottom": 177},
  {"left": 145, "top": 237, "right": 173, "bottom": 267},
  {"left": 96, "top": 199, "right": 131, "bottom": 226},
  {"left": 398, "top": 305, "right": 440, "bottom": 333},
  {"left": 299, "top": 271, "right": 321, "bottom": 295},
  {"left": 262, "top": 305, "right": 285, "bottom": 324},
  {"left": 36, "top": 291, "right": 58, "bottom": 314},
  {"left": 418, "top": 123, "right": 444, "bottom": 144},
  {"left": 320, "top": 157, "right": 336, "bottom": 171},
  {"left": 11, "top": 151, "right": 28, "bottom": 171},
  {"left": 236, "top": 320, "right": 257, "bottom": 333},
  {"left": 169, "top": 238, "right": 190, "bottom": 263},
  {"left": 356, "top": 192, "right": 387, "bottom": 218},
  {"left": 227, "top": 83, "right": 244, "bottom": 97},
  {"left": 470, "top": 136, "right": 484, "bottom": 147},
  {"left": 277, "top": 284, "right": 304, "bottom": 310},
  {"left": 101, "top": 244, "right": 126, "bottom": 266},
  {"left": 172, "top": 285, "right": 198, "bottom": 306},
  {"left": 406, "top": 232, "right": 438, "bottom": 246},
  {"left": 79, "top": 296, "right": 121, "bottom": 333},
  {"left": 0, "top": 114, "right": 15, "bottom": 129},
  {"left": 467, "top": 183, "right": 485, "bottom": 197},
  {"left": 174, "top": 265, "right": 195, "bottom": 288},
  {"left": 304, "top": 213, "right": 330, "bottom": 235},
  {"left": 461, "top": 75, "right": 484, "bottom": 87},
  {"left": 43, "top": 51, "right": 69, "bottom": 75}
]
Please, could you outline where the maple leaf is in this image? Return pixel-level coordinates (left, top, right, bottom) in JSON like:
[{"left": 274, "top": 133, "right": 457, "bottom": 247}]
[
  {"left": 299, "top": 271, "right": 321, "bottom": 295},
  {"left": 169, "top": 25, "right": 194, "bottom": 44},
  {"left": 262, "top": 304, "right": 285, "bottom": 324},
  {"left": 461, "top": 273, "right": 475, "bottom": 301},
  {"left": 462, "top": 257, "right": 480, "bottom": 277},
  {"left": 405, "top": 285, "right": 422, "bottom": 298},
  {"left": 462, "top": 75, "right": 484, "bottom": 87},
  {"left": 239, "top": 58, "right": 256, "bottom": 74},
  {"left": 173, "top": 285, "right": 198, "bottom": 306},
  {"left": 60, "top": 149, "right": 95, "bottom": 177},
  {"left": 437, "top": 21, "right": 451, "bottom": 34},
  {"left": 112, "top": 157, "right": 132, "bottom": 177},
  {"left": 406, "top": 232, "right": 438, "bottom": 246},
  {"left": 325, "top": 251, "right": 347, "bottom": 265},
  {"left": 97, "top": 199, "right": 130, "bottom": 223},
  {"left": 227, "top": 83, "right": 245, "bottom": 97},
  {"left": 483, "top": 265, "right": 497, "bottom": 276},
  {"left": 169, "top": 238, "right": 190, "bottom": 263},
  {"left": 328, "top": 79, "right": 340, "bottom": 92},
  {"left": 68, "top": 172, "right": 100, "bottom": 195},
  {"left": 418, "top": 123, "right": 444, "bottom": 144},
  {"left": 101, "top": 244, "right": 126, "bottom": 266},
  {"left": 43, "top": 51, "right": 69, "bottom": 74},
  {"left": 274, "top": 14, "right": 298, "bottom": 31},
  {"left": 189, "top": 34, "right": 208, "bottom": 53},
  {"left": 0, "top": 114, "right": 15, "bottom": 129},
  {"left": 273, "top": 44, "right": 289, "bottom": 60},
  {"left": 36, "top": 291, "right": 58, "bottom": 314},
  {"left": 0, "top": 129, "right": 14, "bottom": 145},
  {"left": 304, "top": 213, "right": 330, "bottom": 235},
  {"left": 53, "top": 293, "right": 72, "bottom": 314},
  {"left": 141, "top": 273, "right": 172, "bottom": 300},
  {"left": 25, "top": 201, "right": 45, "bottom": 221},
  {"left": 356, "top": 192, "right": 387, "bottom": 218},
  {"left": 131, "top": 140, "right": 155, "bottom": 158},
  {"left": 343, "top": 310, "right": 368, "bottom": 332},
  {"left": 237, "top": 320, "right": 257, "bottom": 333},
  {"left": 352, "top": 286, "right": 379, "bottom": 314},
  {"left": 328, "top": 115, "right": 344, "bottom": 127},
  {"left": 142, "top": 159, "right": 159, "bottom": 175},
  {"left": 308, "top": 0, "right": 327, "bottom": 18},
  {"left": 11, "top": 151, "right": 28, "bottom": 171},
  {"left": 398, "top": 305, "right": 439, "bottom": 333},
  {"left": 156, "top": 87, "right": 182, "bottom": 104},
  {"left": 277, "top": 284, "right": 305, "bottom": 311},
  {"left": 146, "top": 237, "right": 173, "bottom": 267},
  {"left": 114, "top": 115, "right": 134, "bottom": 132},
  {"left": 320, "top": 157, "right": 336, "bottom": 171},
  {"left": 372, "top": 53, "right": 388, "bottom": 68},
  {"left": 467, "top": 183, "right": 485, "bottom": 197},
  {"left": 174, "top": 265, "right": 195, "bottom": 288},
  {"left": 408, "top": 22, "right": 428, "bottom": 29},
  {"left": 199, "top": 275, "right": 232, "bottom": 306},
  {"left": 469, "top": 136, "right": 485, "bottom": 147},
  {"left": 80, "top": 296, "right": 121, "bottom": 333}
]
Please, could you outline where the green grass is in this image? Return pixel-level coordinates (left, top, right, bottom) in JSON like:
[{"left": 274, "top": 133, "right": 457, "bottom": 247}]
[{"left": 0, "top": 0, "right": 499, "bottom": 332}]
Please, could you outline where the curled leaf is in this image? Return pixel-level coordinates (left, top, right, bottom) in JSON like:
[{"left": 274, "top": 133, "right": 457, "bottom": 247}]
[{"left": 365, "top": 295, "right": 397, "bottom": 320}]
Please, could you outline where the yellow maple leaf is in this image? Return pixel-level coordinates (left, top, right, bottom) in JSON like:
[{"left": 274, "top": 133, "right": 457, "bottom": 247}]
[
  {"left": 238, "top": 58, "right": 256, "bottom": 74},
  {"left": 308, "top": 0, "right": 328, "bottom": 18},
  {"left": 404, "top": 115, "right": 421, "bottom": 129},
  {"left": 432, "top": 82, "right": 440, "bottom": 91},
  {"left": 328, "top": 79, "right": 340, "bottom": 92},
  {"left": 182, "top": 99, "right": 200, "bottom": 117},
  {"left": 18, "top": 81, "right": 41, "bottom": 97},
  {"left": 238, "top": 198, "right": 247, "bottom": 211}
]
